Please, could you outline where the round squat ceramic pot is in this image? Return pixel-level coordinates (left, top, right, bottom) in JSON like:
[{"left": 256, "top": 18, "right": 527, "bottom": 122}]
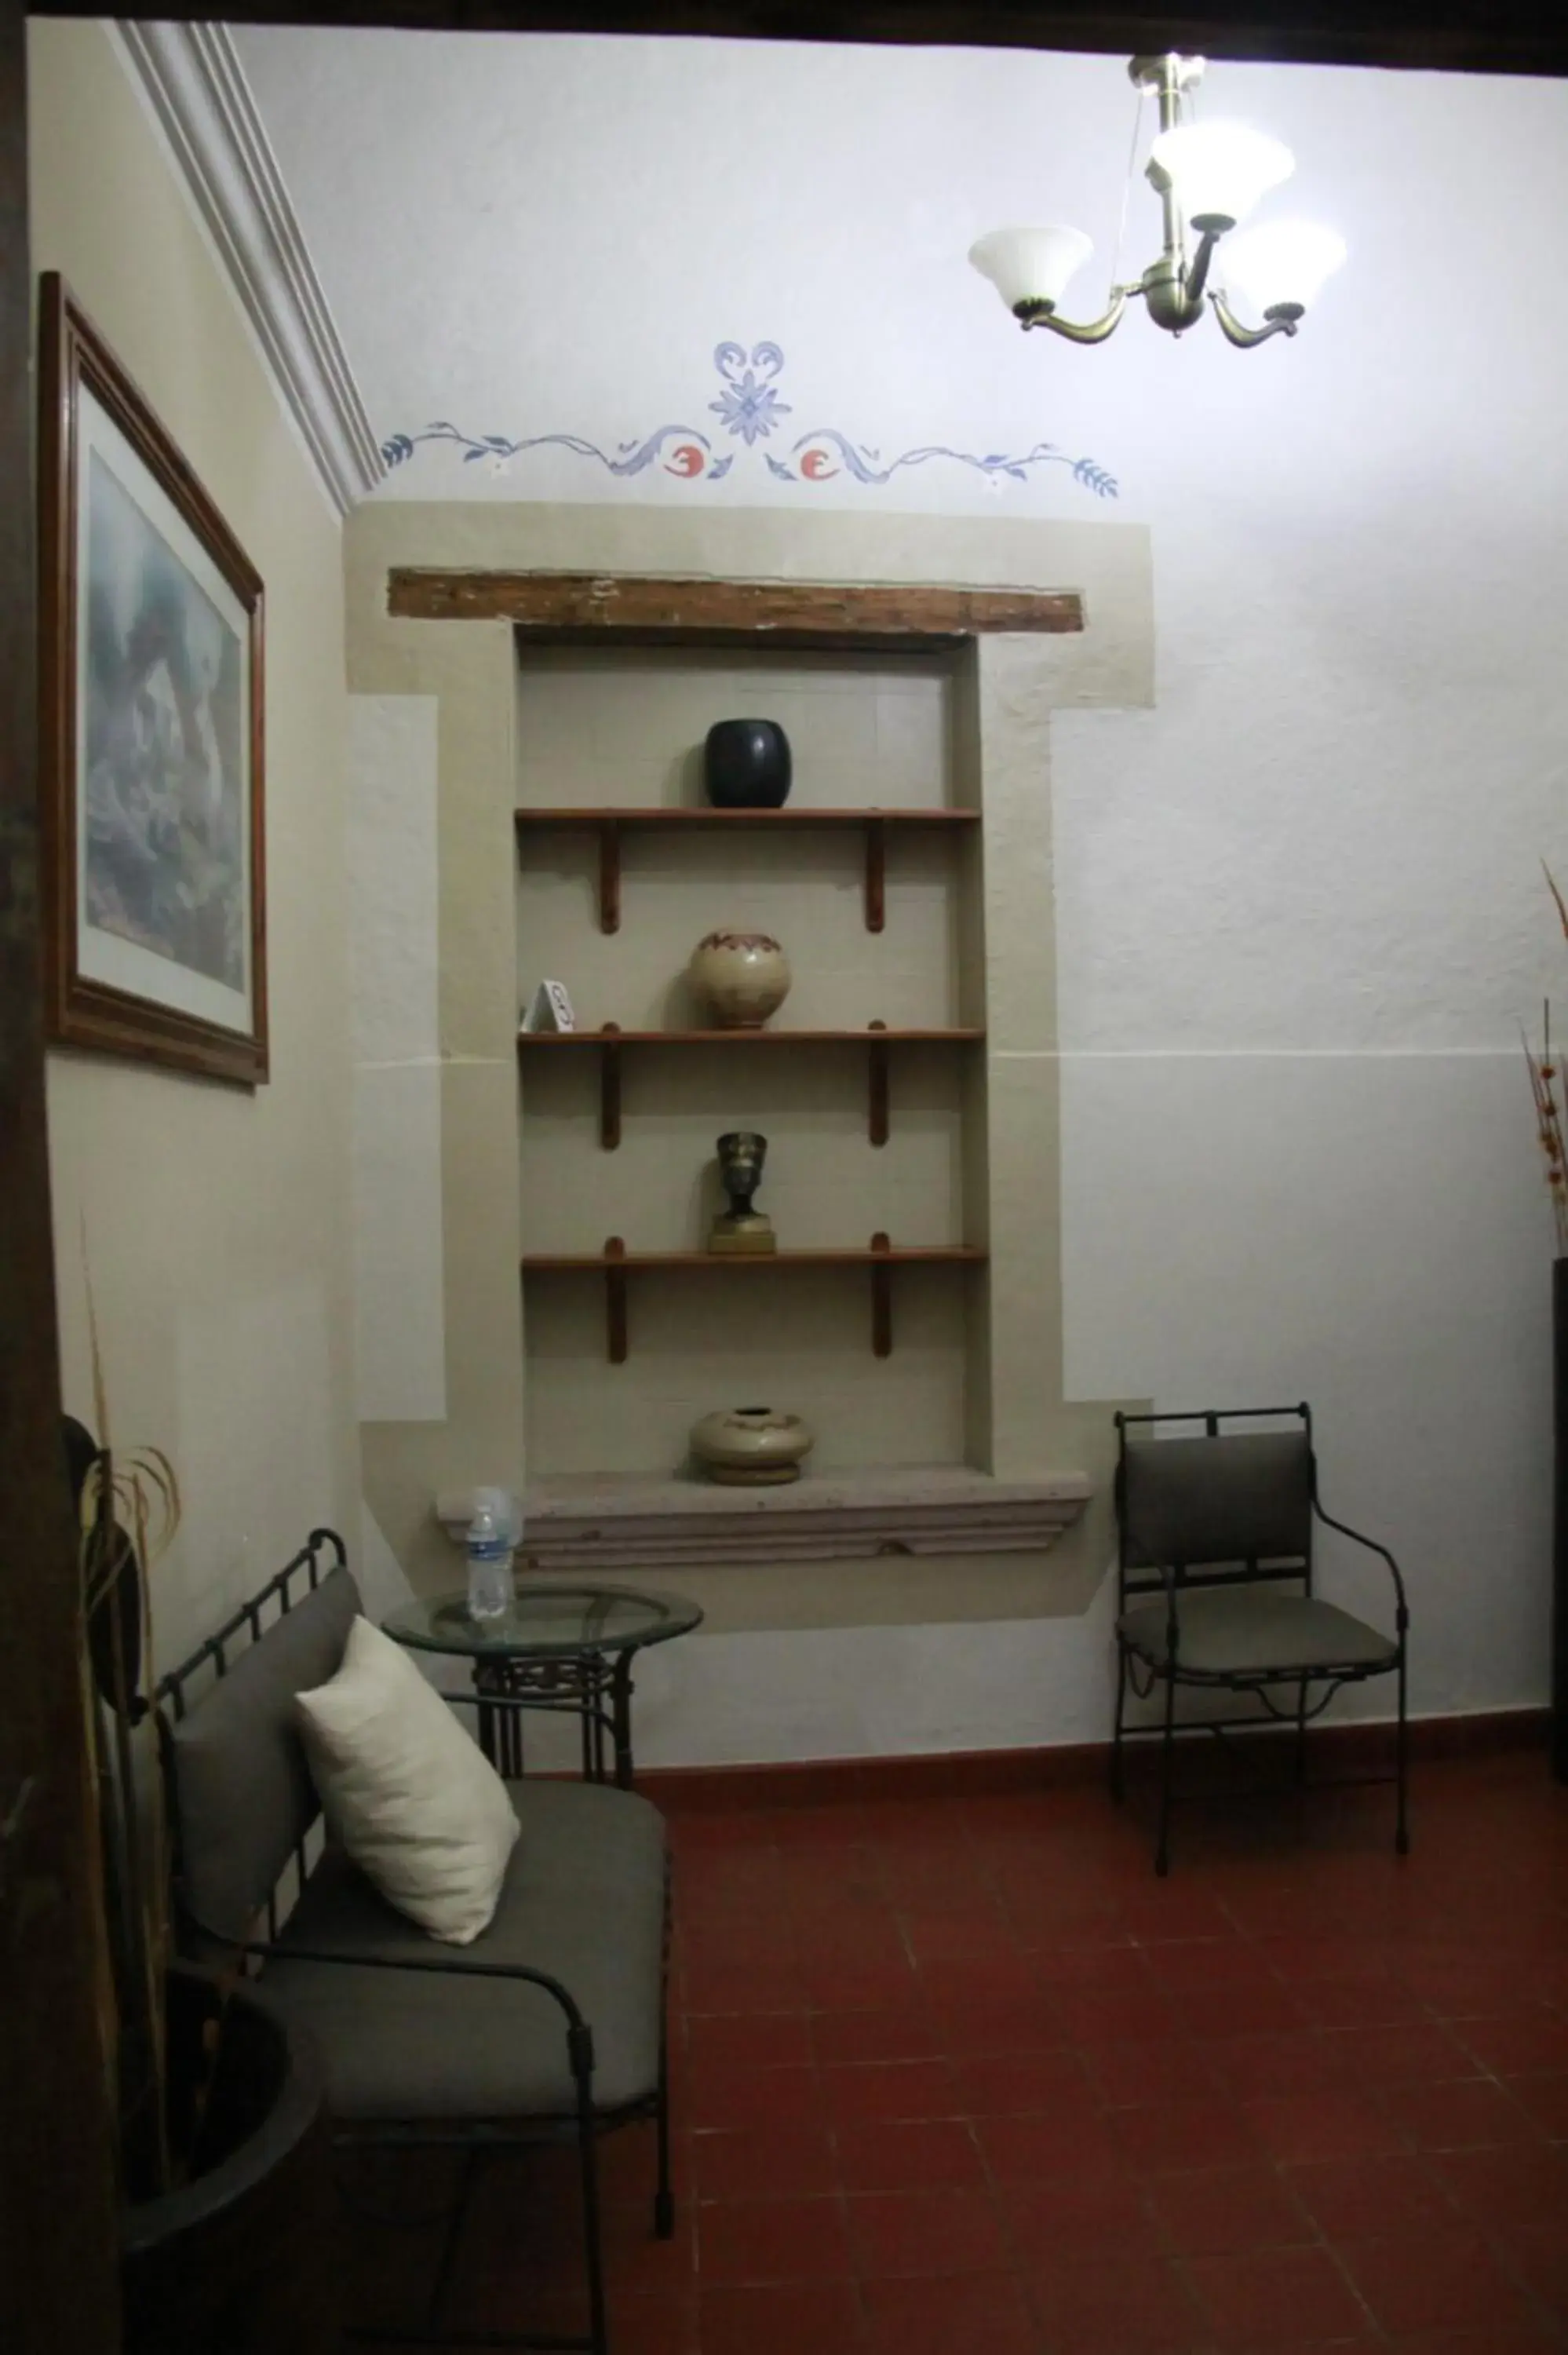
[
  {"left": 690, "top": 930, "right": 791, "bottom": 1028},
  {"left": 704, "top": 719, "right": 793, "bottom": 809},
  {"left": 691, "top": 1408, "right": 815, "bottom": 1485}
]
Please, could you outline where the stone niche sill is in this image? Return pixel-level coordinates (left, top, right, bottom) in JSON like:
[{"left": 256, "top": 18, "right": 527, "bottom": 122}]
[{"left": 510, "top": 1468, "right": 1093, "bottom": 1573}]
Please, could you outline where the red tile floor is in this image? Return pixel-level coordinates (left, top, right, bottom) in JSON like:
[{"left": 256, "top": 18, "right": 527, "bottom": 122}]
[{"left": 348, "top": 1750, "right": 1568, "bottom": 2354}]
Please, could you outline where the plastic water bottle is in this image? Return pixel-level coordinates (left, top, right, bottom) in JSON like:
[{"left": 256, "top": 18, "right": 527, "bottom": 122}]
[{"left": 466, "top": 1498, "right": 512, "bottom": 1620}]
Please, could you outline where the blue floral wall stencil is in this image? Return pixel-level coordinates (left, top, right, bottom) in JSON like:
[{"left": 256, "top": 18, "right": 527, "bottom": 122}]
[{"left": 381, "top": 341, "right": 1118, "bottom": 500}]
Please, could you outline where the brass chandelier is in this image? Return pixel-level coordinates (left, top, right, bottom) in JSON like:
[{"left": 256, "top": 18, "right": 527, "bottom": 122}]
[{"left": 970, "top": 53, "right": 1345, "bottom": 349}]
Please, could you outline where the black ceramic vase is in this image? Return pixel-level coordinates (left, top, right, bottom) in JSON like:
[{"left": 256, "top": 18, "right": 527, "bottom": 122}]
[{"left": 704, "top": 719, "right": 793, "bottom": 809}]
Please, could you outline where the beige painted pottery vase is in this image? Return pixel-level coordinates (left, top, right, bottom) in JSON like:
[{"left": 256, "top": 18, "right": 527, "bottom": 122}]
[
  {"left": 690, "top": 930, "right": 791, "bottom": 1028},
  {"left": 691, "top": 1407, "right": 814, "bottom": 1485}
]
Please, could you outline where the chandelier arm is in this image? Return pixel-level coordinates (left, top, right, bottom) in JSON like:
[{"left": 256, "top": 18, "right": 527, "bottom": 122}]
[
  {"left": 1209, "top": 290, "right": 1301, "bottom": 349},
  {"left": 1183, "top": 228, "right": 1222, "bottom": 309},
  {"left": 1023, "top": 291, "right": 1129, "bottom": 345}
]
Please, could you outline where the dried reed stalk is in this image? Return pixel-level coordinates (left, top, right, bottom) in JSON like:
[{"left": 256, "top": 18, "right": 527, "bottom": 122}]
[{"left": 79, "top": 1241, "right": 182, "bottom": 2199}]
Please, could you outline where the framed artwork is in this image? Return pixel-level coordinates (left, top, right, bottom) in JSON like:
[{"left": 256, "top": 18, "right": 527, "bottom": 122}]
[{"left": 38, "top": 274, "right": 267, "bottom": 1086}]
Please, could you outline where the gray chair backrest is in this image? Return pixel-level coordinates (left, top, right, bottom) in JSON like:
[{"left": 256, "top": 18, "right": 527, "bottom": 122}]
[
  {"left": 166, "top": 1564, "right": 361, "bottom": 1944},
  {"left": 1120, "top": 1430, "right": 1311, "bottom": 1582}
]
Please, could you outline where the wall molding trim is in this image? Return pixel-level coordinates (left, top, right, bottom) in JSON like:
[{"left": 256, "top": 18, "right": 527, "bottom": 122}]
[
  {"left": 115, "top": 21, "right": 383, "bottom": 517},
  {"left": 436, "top": 1469, "right": 1094, "bottom": 1571},
  {"left": 639, "top": 1707, "right": 1551, "bottom": 1812}
]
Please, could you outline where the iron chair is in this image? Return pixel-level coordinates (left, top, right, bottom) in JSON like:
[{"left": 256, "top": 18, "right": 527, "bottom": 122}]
[
  {"left": 154, "top": 1530, "right": 674, "bottom": 2355},
  {"left": 1111, "top": 1405, "right": 1409, "bottom": 1876}
]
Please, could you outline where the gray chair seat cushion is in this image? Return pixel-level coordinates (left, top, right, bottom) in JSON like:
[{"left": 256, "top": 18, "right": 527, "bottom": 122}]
[
  {"left": 261, "top": 1778, "right": 666, "bottom": 2122},
  {"left": 1118, "top": 1588, "right": 1398, "bottom": 1678}
]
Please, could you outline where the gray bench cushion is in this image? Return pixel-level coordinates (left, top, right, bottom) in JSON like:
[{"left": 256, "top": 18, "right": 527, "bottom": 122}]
[
  {"left": 169, "top": 1566, "right": 362, "bottom": 1943},
  {"left": 261, "top": 1778, "right": 666, "bottom": 2121},
  {"left": 1118, "top": 1588, "right": 1397, "bottom": 1678}
]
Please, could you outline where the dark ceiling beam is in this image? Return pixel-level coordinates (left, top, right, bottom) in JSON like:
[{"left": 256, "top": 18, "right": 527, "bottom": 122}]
[{"left": 34, "top": 0, "right": 1568, "bottom": 75}]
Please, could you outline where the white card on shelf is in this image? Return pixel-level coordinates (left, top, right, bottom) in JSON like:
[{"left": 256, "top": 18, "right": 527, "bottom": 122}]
[{"left": 523, "top": 980, "right": 576, "bottom": 1033}]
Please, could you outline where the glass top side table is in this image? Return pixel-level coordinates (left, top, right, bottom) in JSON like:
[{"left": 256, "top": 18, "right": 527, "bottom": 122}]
[{"left": 382, "top": 1583, "right": 702, "bottom": 1787}]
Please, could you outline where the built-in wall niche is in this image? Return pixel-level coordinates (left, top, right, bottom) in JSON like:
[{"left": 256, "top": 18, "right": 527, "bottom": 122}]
[{"left": 515, "top": 638, "right": 986, "bottom": 1481}]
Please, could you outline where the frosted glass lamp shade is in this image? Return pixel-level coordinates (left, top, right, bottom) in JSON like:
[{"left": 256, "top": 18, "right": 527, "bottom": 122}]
[
  {"left": 1149, "top": 121, "right": 1294, "bottom": 229},
  {"left": 968, "top": 225, "right": 1092, "bottom": 314},
  {"left": 1221, "top": 219, "right": 1347, "bottom": 314}
]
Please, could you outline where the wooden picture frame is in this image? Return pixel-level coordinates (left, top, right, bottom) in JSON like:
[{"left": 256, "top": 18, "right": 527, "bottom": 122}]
[{"left": 37, "top": 274, "right": 267, "bottom": 1086}]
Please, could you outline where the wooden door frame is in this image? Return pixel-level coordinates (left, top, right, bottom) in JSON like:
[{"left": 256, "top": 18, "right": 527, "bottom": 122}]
[{"left": 4, "top": 3, "right": 1566, "bottom": 2346}]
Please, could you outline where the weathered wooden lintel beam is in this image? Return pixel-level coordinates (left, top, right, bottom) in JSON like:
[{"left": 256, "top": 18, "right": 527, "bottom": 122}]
[{"left": 387, "top": 568, "right": 1084, "bottom": 643}]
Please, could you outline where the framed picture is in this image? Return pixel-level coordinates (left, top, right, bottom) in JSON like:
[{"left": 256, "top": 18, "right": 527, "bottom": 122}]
[{"left": 38, "top": 274, "right": 267, "bottom": 1086}]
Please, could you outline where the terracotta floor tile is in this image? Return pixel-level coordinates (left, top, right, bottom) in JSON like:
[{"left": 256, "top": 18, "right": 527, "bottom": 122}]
[
  {"left": 681, "top": 1958, "right": 807, "bottom": 2015},
  {"left": 1432, "top": 2142, "right": 1568, "bottom": 2237},
  {"left": 1372, "top": 2331, "right": 1562, "bottom": 2353},
  {"left": 1317, "top": 2021, "right": 1480, "bottom": 2087},
  {"left": 1282, "top": 2153, "right": 1457, "bottom": 2240},
  {"left": 1148, "top": 2163, "right": 1316, "bottom": 2255},
  {"left": 916, "top": 1950, "right": 1048, "bottom": 2010},
  {"left": 1154, "top": 1936, "right": 1271, "bottom": 1991},
  {"left": 685, "top": 2060, "right": 822, "bottom": 2133},
  {"left": 1081, "top": 2032, "right": 1222, "bottom": 2106},
  {"left": 820, "top": 2059, "right": 957, "bottom": 2123},
  {"left": 1293, "top": 1974, "right": 1429, "bottom": 2029},
  {"left": 1112, "top": 2095, "right": 1266, "bottom": 2176},
  {"left": 1243, "top": 2090, "right": 1407, "bottom": 2164},
  {"left": 685, "top": 2010, "right": 814, "bottom": 2072},
  {"left": 1025, "top": 1941, "right": 1153, "bottom": 1991},
  {"left": 1028, "top": 2251, "right": 1210, "bottom": 2353},
  {"left": 1180, "top": 1980, "right": 1316, "bottom": 2039},
  {"left": 1381, "top": 2076, "right": 1545, "bottom": 2152},
  {"left": 1186, "top": 2243, "right": 1368, "bottom": 2348},
  {"left": 845, "top": 2187, "right": 1012, "bottom": 2277},
  {"left": 832, "top": 2118, "right": 985, "bottom": 2193},
  {"left": 1450, "top": 2009, "right": 1568, "bottom": 2075},
  {"left": 1210, "top": 2031, "right": 1351, "bottom": 2101},
  {"left": 1001, "top": 2173, "right": 1163, "bottom": 2264},
  {"left": 1119, "top": 1886, "right": 1239, "bottom": 1943},
  {"left": 691, "top": 2125, "right": 838, "bottom": 2201},
  {"left": 695, "top": 2196, "right": 852, "bottom": 2284},
  {"left": 606, "top": 1759, "right": 1568, "bottom": 2355},
  {"left": 1504, "top": 2220, "right": 1568, "bottom": 2317},
  {"left": 977, "top": 2103, "right": 1127, "bottom": 2183},
  {"left": 860, "top": 2269, "right": 1042, "bottom": 2355},
  {"left": 600, "top": 2291, "right": 698, "bottom": 2355},
  {"left": 800, "top": 1954, "right": 921, "bottom": 2012},
  {"left": 950, "top": 2044, "right": 1091, "bottom": 2115},
  {"left": 810, "top": 2007, "right": 942, "bottom": 2068},
  {"left": 926, "top": 1992, "right": 1066, "bottom": 2055},
  {"left": 698, "top": 2280, "right": 867, "bottom": 2355},
  {"left": 1337, "top": 2229, "right": 1541, "bottom": 2337},
  {"left": 901, "top": 1903, "right": 1019, "bottom": 1962},
  {"left": 593, "top": 2201, "right": 699, "bottom": 2298},
  {"left": 1508, "top": 2068, "right": 1568, "bottom": 2139},
  {"left": 1399, "top": 1948, "right": 1559, "bottom": 2018},
  {"left": 1054, "top": 1984, "right": 1175, "bottom": 2046}
]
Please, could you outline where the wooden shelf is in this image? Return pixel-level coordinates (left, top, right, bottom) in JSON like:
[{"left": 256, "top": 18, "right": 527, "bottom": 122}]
[
  {"left": 517, "top": 1021, "right": 984, "bottom": 1148},
  {"left": 521, "top": 1234, "right": 986, "bottom": 1361},
  {"left": 512, "top": 805, "right": 980, "bottom": 935}
]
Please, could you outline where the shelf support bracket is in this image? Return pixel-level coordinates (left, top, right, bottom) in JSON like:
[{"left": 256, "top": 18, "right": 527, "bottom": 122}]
[
  {"left": 599, "top": 1024, "right": 622, "bottom": 1150},
  {"left": 598, "top": 820, "right": 622, "bottom": 935},
  {"left": 864, "top": 817, "right": 886, "bottom": 933},
  {"left": 604, "top": 1236, "right": 629, "bottom": 1363},
  {"left": 867, "top": 1020, "right": 890, "bottom": 1146},
  {"left": 870, "top": 1229, "right": 893, "bottom": 1357}
]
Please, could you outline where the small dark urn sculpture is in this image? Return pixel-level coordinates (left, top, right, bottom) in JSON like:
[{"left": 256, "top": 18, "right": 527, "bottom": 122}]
[
  {"left": 709, "top": 1130, "right": 775, "bottom": 1254},
  {"left": 703, "top": 719, "right": 793, "bottom": 809}
]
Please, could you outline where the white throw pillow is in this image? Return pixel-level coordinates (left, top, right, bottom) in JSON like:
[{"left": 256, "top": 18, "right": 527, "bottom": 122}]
[{"left": 295, "top": 1615, "right": 519, "bottom": 1945}]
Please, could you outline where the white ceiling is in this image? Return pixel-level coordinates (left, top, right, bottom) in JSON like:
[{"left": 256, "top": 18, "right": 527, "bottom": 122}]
[{"left": 228, "top": 28, "right": 1568, "bottom": 519}]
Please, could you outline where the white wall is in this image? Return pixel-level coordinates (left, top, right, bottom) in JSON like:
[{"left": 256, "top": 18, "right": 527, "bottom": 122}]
[
  {"left": 32, "top": 23, "right": 359, "bottom": 1667},
  {"left": 238, "top": 30, "right": 1568, "bottom": 1751}
]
